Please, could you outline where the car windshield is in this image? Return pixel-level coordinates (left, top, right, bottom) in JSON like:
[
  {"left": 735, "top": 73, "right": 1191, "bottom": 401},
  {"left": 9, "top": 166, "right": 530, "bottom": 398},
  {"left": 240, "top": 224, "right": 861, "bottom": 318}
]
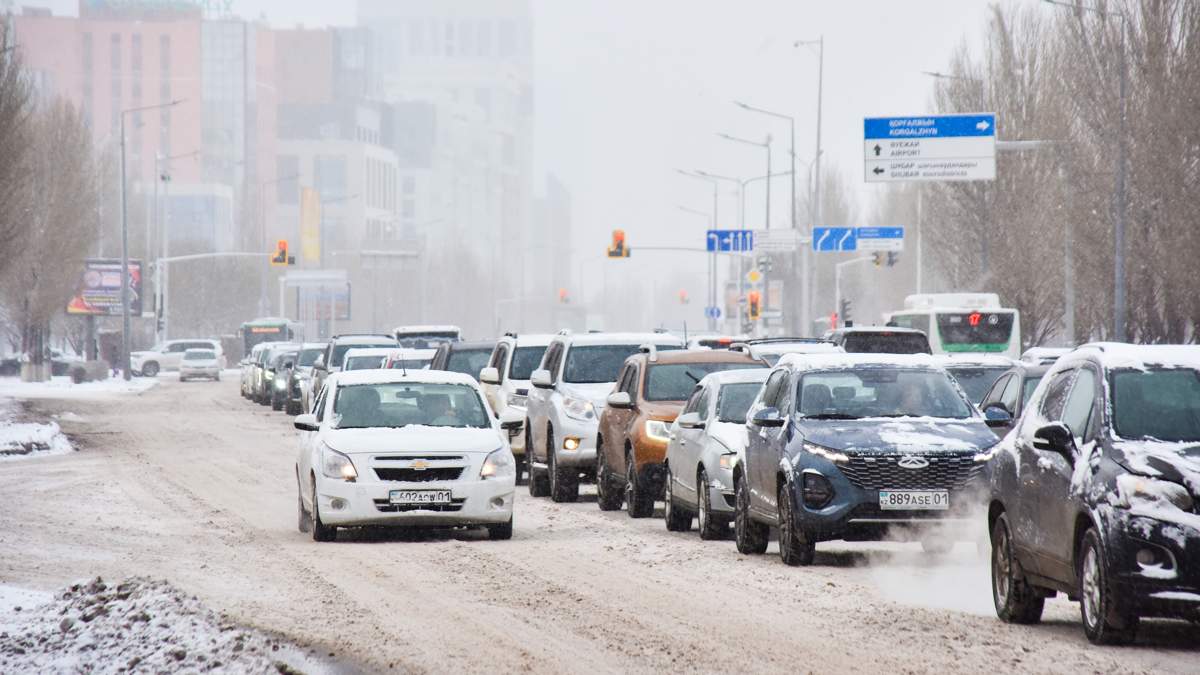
[
  {"left": 563, "top": 344, "right": 657, "bottom": 384},
  {"left": 344, "top": 355, "right": 386, "bottom": 371},
  {"left": 841, "top": 333, "right": 931, "bottom": 354},
  {"left": 184, "top": 350, "right": 215, "bottom": 361},
  {"left": 645, "top": 362, "right": 764, "bottom": 401},
  {"left": 297, "top": 348, "right": 323, "bottom": 367},
  {"left": 446, "top": 349, "right": 494, "bottom": 378},
  {"left": 509, "top": 346, "right": 548, "bottom": 380},
  {"left": 945, "top": 366, "right": 1009, "bottom": 404},
  {"left": 1112, "top": 369, "right": 1200, "bottom": 442},
  {"left": 1021, "top": 374, "right": 1044, "bottom": 405},
  {"left": 272, "top": 352, "right": 297, "bottom": 368},
  {"left": 388, "top": 358, "right": 433, "bottom": 370},
  {"left": 797, "top": 368, "right": 973, "bottom": 420},
  {"left": 332, "top": 382, "right": 490, "bottom": 429},
  {"left": 717, "top": 382, "right": 764, "bottom": 423},
  {"left": 332, "top": 341, "right": 395, "bottom": 368}
]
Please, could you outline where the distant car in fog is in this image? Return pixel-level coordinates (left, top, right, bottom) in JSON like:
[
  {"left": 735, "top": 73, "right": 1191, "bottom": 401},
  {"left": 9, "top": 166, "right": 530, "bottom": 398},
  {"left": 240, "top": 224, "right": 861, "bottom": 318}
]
[
  {"left": 932, "top": 354, "right": 1016, "bottom": 405},
  {"left": 179, "top": 348, "right": 221, "bottom": 382},
  {"left": 287, "top": 342, "right": 327, "bottom": 416},
  {"left": 342, "top": 347, "right": 396, "bottom": 371},
  {"left": 132, "top": 338, "right": 224, "bottom": 377},
  {"left": 480, "top": 333, "right": 554, "bottom": 482},
  {"left": 730, "top": 337, "right": 842, "bottom": 366},
  {"left": 383, "top": 348, "right": 436, "bottom": 371},
  {"left": 430, "top": 340, "right": 498, "bottom": 381},
  {"left": 310, "top": 334, "right": 399, "bottom": 400},
  {"left": 824, "top": 326, "right": 932, "bottom": 355},
  {"left": 393, "top": 325, "right": 462, "bottom": 348}
]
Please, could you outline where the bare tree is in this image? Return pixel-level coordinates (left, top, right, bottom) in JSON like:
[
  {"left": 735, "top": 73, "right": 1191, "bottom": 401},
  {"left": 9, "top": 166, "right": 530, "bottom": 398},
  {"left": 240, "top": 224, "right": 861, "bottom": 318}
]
[{"left": 0, "top": 29, "right": 34, "bottom": 280}]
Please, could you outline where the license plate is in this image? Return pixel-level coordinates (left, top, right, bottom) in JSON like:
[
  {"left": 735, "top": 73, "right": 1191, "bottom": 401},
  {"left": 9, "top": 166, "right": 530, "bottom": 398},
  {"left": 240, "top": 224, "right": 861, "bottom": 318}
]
[
  {"left": 878, "top": 490, "right": 949, "bottom": 510},
  {"left": 389, "top": 489, "right": 452, "bottom": 505}
]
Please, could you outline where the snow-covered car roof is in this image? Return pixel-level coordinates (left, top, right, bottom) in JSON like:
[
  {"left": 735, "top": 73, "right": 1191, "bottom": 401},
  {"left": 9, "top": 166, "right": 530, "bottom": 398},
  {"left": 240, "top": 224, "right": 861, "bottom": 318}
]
[
  {"left": 343, "top": 347, "right": 398, "bottom": 359},
  {"left": 700, "top": 368, "right": 772, "bottom": 386},
  {"left": 776, "top": 352, "right": 942, "bottom": 371},
  {"left": 393, "top": 324, "right": 461, "bottom": 335},
  {"left": 183, "top": 348, "right": 217, "bottom": 354},
  {"left": 329, "top": 368, "right": 481, "bottom": 388},
  {"left": 300, "top": 342, "right": 327, "bottom": 350},
  {"left": 1020, "top": 346, "right": 1071, "bottom": 364},
  {"left": 500, "top": 333, "right": 555, "bottom": 347},
  {"left": 389, "top": 348, "right": 436, "bottom": 358},
  {"left": 829, "top": 325, "right": 927, "bottom": 335},
  {"left": 740, "top": 341, "right": 843, "bottom": 357},
  {"left": 332, "top": 334, "right": 397, "bottom": 345},
  {"left": 560, "top": 332, "right": 685, "bottom": 347},
  {"left": 1072, "top": 343, "right": 1200, "bottom": 371},
  {"left": 931, "top": 354, "right": 1016, "bottom": 368}
]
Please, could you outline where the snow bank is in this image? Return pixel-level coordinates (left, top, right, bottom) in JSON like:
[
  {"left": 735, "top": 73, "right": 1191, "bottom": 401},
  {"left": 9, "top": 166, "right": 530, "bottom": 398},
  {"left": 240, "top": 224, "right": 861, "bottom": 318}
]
[
  {"left": 0, "top": 400, "right": 75, "bottom": 462},
  {"left": 0, "top": 577, "right": 328, "bottom": 674},
  {"left": 0, "top": 376, "right": 158, "bottom": 400}
]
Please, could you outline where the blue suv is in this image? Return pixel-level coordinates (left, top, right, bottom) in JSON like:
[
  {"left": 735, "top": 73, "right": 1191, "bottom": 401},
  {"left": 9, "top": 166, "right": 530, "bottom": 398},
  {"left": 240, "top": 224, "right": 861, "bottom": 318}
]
[{"left": 735, "top": 353, "right": 996, "bottom": 565}]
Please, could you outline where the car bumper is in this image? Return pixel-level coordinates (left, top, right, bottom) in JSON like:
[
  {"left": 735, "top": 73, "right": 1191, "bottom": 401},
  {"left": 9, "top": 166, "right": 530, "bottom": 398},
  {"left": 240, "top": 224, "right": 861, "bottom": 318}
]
[
  {"left": 180, "top": 367, "right": 219, "bottom": 377},
  {"left": 1109, "top": 513, "right": 1200, "bottom": 619},
  {"left": 316, "top": 476, "right": 516, "bottom": 528},
  {"left": 553, "top": 415, "right": 598, "bottom": 468},
  {"left": 703, "top": 465, "right": 738, "bottom": 515}
]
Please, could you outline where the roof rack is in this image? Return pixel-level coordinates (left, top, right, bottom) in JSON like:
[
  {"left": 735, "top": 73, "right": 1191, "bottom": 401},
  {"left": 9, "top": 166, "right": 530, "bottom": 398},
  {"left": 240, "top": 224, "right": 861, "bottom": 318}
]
[
  {"left": 639, "top": 343, "right": 659, "bottom": 362},
  {"left": 504, "top": 331, "right": 518, "bottom": 338},
  {"left": 557, "top": 328, "right": 572, "bottom": 336},
  {"left": 332, "top": 333, "right": 396, "bottom": 340}
]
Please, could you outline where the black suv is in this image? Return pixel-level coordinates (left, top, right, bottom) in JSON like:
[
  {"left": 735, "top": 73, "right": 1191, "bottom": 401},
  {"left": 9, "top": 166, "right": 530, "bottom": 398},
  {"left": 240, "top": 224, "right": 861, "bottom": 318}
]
[
  {"left": 736, "top": 353, "right": 995, "bottom": 565},
  {"left": 987, "top": 344, "right": 1200, "bottom": 644},
  {"left": 825, "top": 327, "right": 932, "bottom": 354},
  {"left": 430, "top": 340, "right": 497, "bottom": 382}
]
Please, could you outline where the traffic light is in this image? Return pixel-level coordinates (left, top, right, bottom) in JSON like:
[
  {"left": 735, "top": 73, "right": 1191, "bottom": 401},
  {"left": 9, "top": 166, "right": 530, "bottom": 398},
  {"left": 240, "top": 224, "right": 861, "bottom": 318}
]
[
  {"left": 747, "top": 290, "right": 762, "bottom": 321},
  {"left": 872, "top": 252, "right": 884, "bottom": 267},
  {"left": 271, "top": 239, "right": 294, "bottom": 266},
  {"left": 757, "top": 255, "right": 773, "bottom": 274},
  {"left": 840, "top": 298, "right": 853, "bottom": 326},
  {"left": 678, "top": 289, "right": 689, "bottom": 305},
  {"left": 558, "top": 288, "right": 570, "bottom": 304},
  {"left": 887, "top": 251, "right": 899, "bottom": 267},
  {"left": 607, "top": 229, "right": 630, "bottom": 258}
]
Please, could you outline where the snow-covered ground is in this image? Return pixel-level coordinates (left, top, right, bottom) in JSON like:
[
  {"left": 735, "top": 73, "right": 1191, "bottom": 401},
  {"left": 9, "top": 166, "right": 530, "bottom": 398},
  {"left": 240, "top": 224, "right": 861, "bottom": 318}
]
[
  {"left": 0, "top": 399, "right": 75, "bottom": 462},
  {"left": 0, "top": 375, "right": 158, "bottom": 400},
  {"left": 0, "top": 578, "right": 333, "bottom": 674}
]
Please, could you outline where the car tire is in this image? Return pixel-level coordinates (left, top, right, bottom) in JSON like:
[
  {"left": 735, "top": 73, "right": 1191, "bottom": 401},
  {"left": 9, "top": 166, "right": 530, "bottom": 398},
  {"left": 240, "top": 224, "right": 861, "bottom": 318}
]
[
  {"left": 625, "top": 451, "right": 654, "bottom": 518},
  {"left": 272, "top": 395, "right": 284, "bottom": 411},
  {"left": 595, "top": 436, "right": 624, "bottom": 511},
  {"left": 734, "top": 472, "right": 769, "bottom": 555},
  {"left": 214, "top": 372, "right": 220, "bottom": 381},
  {"left": 1079, "top": 527, "right": 1138, "bottom": 645},
  {"left": 990, "top": 512, "right": 1045, "bottom": 624},
  {"left": 142, "top": 362, "right": 159, "bottom": 377},
  {"left": 487, "top": 517, "right": 514, "bottom": 541},
  {"left": 528, "top": 424, "right": 550, "bottom": 498},
  {"left": 513, "top": 453, "right": 526, "bottom": 486},
  {"left": 297, "top": 473, "right": 310, "bottom": 534},
  {"left": 310, "top": 482, "right": 336, "bottom": 543},
  {"left": 549, "top": 440, "right": 579, "bottom": 503},
  {"left": 697, "top": 469, "right": 725, "bottom": 541},
  {"left": 778, "top": 482, "right": 816, "bottom": 566},
  {"left": 663, "top": 466, "right": 692, "bottom": 532}
]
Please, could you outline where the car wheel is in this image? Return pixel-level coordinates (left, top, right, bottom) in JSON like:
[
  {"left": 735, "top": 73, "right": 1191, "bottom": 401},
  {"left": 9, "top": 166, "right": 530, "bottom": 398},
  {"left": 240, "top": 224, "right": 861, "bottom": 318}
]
[
  {"left": 1079, "top": 527, "right": 1138, "bottom": 644},
  {"left": 697, "top": 468, "right": 725, "bottom": 541},
  {"left": 142, "top": 361, "right": 159, "bottom": 377},
  {"left": 778, "top": 481, "right": 816, "bottom": 566},
  {"left": 528, "top": 424, "right": 550, "bottom": 498},
  {"left": 625, "top": 451, "right": 654, "bottom": 518},
  {"left": 595, "top": 436, "right": 624, "bottom": 511},
  {"left": 297, "top": 474, "right": 310, "bottom": 534},
  {"left": 180, "top": 376, "right": 188, "bottom": 382},
  {"left": 664, "top": 465, "right": 692, "bottom": 532},
  {"left": 214, "top": 372, "right": 220, "bottom": 381},
  {"left": 487, "top": 516, "right": 514, "bottom": 541},
  {"left": 990, "top": 512, "right": 1045, "bottom": 624},
  {"left": 513, "top": 452, "right": 527, "bottom": 486},
  {"left": 734, "top": 472, "right": 768, "bottom": 555},
  {"left": 272, "top": 395, "right": 284, "bottom": 411},
  {"left": 310, "top": 482, "right": 336, "bottom": 542},
  {"left": 549, "top": 439, "right": 579, "bottom": 503}
]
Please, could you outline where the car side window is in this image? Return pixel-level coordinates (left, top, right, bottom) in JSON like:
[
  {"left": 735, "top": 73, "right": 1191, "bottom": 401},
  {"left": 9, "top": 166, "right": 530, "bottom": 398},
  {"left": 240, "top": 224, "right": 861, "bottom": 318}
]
[
  {"left": 696, "top": 388, "right": 712, "bottom": 421},
  {"left": 682, "top": 385, "right": 704, "bottom": 414},
  {"left": 545, "top": 343, "right": 563, "bottom": 382},
  {"left": 1038, "top": 369, "right": 1076, "bottom": 421},
  {"left": 313, "top": 386, "right": 329, "bottom": 421},
  {"left": 981, "top": 374, "right": 1009, "bottom": 408},
  {"left": 1060, "top": 367, "right": 1098, "bottom": 442},
  {"left": 624, "top": 364, "right": 640, "bottom": 398},
  {"left": 999, "top": 375, "right": 1021, "bottom": 412}
]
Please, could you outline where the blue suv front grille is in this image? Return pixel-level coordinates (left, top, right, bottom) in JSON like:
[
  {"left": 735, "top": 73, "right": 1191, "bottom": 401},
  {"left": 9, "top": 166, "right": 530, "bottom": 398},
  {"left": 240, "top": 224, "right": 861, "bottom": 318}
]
[{"left": 837, "top": 452, "right": 984, "bottom": 491}]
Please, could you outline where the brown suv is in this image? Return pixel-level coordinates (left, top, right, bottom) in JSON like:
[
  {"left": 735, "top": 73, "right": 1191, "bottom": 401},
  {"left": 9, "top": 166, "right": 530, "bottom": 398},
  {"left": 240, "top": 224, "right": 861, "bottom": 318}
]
[{"left": 595, "top": 347, "right": 764, "bottom": 517}]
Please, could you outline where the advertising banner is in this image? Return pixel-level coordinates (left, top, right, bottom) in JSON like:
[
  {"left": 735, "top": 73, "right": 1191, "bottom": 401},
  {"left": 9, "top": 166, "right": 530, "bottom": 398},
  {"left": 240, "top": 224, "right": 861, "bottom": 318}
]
[{"left": 66, "top": 258, "right": 143, "bottom": 316}]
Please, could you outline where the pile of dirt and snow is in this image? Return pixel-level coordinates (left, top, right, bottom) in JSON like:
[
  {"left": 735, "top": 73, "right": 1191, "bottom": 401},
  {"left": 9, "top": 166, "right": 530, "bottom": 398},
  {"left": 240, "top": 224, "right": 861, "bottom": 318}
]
[
  {"left": 0, "top": 577, "right": 323, "bottom": 674},
  {"left": 0, "top": 400, "right": 75, "bottom": 461}
]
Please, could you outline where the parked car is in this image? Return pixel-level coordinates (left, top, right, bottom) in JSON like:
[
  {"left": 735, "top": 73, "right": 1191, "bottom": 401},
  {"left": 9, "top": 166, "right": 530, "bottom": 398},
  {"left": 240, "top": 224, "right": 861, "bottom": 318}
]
[
  {"left": 987, "top": 343, "right": 1200, "bottom": 644},
  {"left": 310, "top": 334, "right": 399, "bottom": 402},
  {"left": 268, "top": 348, "right": 301, "bottom": 410},
  {"left": 479, "top": 333, "right": 554, "bottom": 482},
  {"left": 663, "top": 368, "right": 770, "bottom": 539},
  {"left": 730, "top": 337, "right": 842, "bottom": 366},
  {"left": 685, "top": 334, "right": 747, "bottom": 350},
  {"left": 286, "top": 342, "right": 327, "bottom": 416},
  {"left": 1020, "top": 346, "right": 1071, "bottom": 365},
  {"left": 241, "top": 342, "right": 273, "bottom": 399},
  {"left": 382, "top": 348, "right": 437, "bottom": 371},
  {"left": 179, "top": 348, "right": 221, "bottom": 381},
  {"left": 977, "top": 361, "right": 1052, "bottom": 437},
  {"left": 932, "top": 354, "right": 1016, "bottom": 405},
  {"left": 342, "top": 347, "right": 395, "bottom": 371},
  {"left": 132, "top": 338, "right": 224, "bottom": 376},
  {"left": 430, "top": 340, "right": 498, "bottom": 381},
  {"left": 736, "top": 353, "right": 996, "bottom": 565},
  {"left": 524, "top": 331, "right": 685, "bottom": 502},
  {"left": 824, "top": 326, "right": 932, "bottom": 355},
  {"left": 257, "top": 344, "right": 299, "bottom": 406},
  {"left": 596, "top": 347, "right": 765, "bottom": 517},
  {"left": 293, "top": 368, "right": 522, "bottom": 541},
  {"left": 393, "top": 324, "right": 462, "bottom": 348}
]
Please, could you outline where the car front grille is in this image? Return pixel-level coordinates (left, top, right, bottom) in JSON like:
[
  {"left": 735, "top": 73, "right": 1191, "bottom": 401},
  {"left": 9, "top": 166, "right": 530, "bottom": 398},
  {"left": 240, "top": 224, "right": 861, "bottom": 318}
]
[
  {"left": 837, "top": 452, "right": 984, "bottom": 490},
  {"left": 373, "top": 498, "right": 466, "bottom": 513},
  {"left": 374, "top": 467, "right": 464, "bottom": 482}
]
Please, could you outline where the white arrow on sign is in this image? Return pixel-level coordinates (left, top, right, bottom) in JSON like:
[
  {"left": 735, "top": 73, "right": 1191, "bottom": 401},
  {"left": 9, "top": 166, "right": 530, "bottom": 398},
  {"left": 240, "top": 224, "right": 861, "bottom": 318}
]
[{"left": 976, "top": 120, "right": 990, "bottom": 131}]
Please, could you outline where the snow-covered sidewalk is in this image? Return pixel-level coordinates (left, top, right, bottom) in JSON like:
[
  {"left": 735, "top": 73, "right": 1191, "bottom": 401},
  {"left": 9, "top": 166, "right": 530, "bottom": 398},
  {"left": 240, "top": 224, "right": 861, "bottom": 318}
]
[
  {"left": 0, "top": 399, "right": 75, "bottom": 461},
  {"left": 0, "top": 375, "right": 158, "bottom": 400}
]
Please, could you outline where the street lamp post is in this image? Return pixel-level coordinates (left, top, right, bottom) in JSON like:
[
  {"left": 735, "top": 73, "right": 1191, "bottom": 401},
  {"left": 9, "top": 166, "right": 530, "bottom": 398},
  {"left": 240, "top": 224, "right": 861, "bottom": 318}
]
[
  {"left": 153, "top": 149, "right": 199, "bottom": 344},
  {"left": 718, "top": 132, "right": 773, "bottom": 331},
  {"left": 794, "top": 37, "right": 824, "bottom": 335},
  {"left": 677, "top": 170, "right": 723, "bottom": 331},
  {"left": 696, "top": 170, "right": 743, "bottom": 331},
  {"left": 119, "top": 99, "right": 183, "bottom": 381}
]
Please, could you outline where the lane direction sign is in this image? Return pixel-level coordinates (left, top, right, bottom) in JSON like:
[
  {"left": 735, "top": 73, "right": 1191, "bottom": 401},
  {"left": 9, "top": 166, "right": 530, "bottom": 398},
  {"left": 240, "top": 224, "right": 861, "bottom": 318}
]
[
  {"left": 864, "top": 113, "right": 996, "bottom": 182},
  {"left": 753, "top": 229, "right": 802, "bottom": 252},
  {"left": 706, "top": 229, "right": 754, "bottom": 252},
  {"left": 812, "top": 227, "right": 857, "bottom": 252}
]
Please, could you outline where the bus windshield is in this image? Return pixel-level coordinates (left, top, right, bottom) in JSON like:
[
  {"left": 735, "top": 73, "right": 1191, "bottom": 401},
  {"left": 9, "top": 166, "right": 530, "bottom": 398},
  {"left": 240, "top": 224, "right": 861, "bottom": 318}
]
[{"left": 936, "top": 312, "right": 1015, "bottom": 351}]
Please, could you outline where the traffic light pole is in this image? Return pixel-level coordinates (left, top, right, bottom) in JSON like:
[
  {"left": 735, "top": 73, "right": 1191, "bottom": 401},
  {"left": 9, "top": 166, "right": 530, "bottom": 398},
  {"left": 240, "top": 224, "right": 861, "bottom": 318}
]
[{"left": 833, "top": 256, "right": 875, "bottom": 328}]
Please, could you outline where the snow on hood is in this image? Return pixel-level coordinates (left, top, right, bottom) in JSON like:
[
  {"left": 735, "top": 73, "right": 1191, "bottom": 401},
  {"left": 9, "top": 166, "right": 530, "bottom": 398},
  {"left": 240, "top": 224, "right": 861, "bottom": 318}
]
[
  {"left": 324, "top": 426, "right": 502, "bottom": 456},
  {"left": 560, "top": 382, "right": 615, "bottom": 408},
  {"left": 800, "top": 417, "right": 994, "bottom": 454},
  {"left": 1111, "top": 439, "right": 1200, "bottom": 496}
]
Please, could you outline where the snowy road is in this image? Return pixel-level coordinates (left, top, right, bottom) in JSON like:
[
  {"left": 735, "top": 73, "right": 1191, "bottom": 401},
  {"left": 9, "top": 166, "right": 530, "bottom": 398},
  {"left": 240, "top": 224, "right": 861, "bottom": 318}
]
[{"left": 1, "top": 379, "right": 1197, "bottom": 673}]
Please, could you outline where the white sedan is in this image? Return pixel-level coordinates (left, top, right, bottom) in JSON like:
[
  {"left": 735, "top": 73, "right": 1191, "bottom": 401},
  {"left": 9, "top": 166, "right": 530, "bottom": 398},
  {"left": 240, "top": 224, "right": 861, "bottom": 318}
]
[{"left": 294, "top": 369, "right": 521, "bottom": 541}]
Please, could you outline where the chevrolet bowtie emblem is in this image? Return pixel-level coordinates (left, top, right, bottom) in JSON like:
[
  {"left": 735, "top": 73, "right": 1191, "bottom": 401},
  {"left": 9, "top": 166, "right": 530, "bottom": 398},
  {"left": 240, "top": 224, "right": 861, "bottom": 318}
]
[{"left": 411, "top": 459, "right": 430, "bottom": 470}]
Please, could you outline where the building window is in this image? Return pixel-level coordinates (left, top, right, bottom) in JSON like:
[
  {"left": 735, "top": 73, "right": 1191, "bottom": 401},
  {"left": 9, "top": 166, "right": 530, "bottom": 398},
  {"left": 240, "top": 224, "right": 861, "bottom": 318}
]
[
  {"left": 444, "top": 21, "right": 455, "bottom": 57},
  {"left": 499, "top": 20, "right": 515, "bottom": 58},
  {"left": 402, "top": 200, "right": 415, "bottom": 219},
  {"left": 131, "top": 33, "right": 142, "bottom": 72},
  {"left": 460, "top": 20, "right": 474, "bottom": 57},
  {"left": 277, "top": 155, "right": 299, "bottom": 204},
  {"left": 402, "top": 176, "right": 415, "bottom": 195},
  {"left": 160, "top": 34, "right": 171, "bottom": 74},
  {"left": 408, "top": 21, "right": 423, "bottom": 57},
  {"left": 110, "top": 33, "right": 121, "bottom": 70},
  {"left": 315, "top": 155, "right": 347, "bottom": 202},
  {"left": 477, "top": 21, "right": 490, "bottom": 57}
]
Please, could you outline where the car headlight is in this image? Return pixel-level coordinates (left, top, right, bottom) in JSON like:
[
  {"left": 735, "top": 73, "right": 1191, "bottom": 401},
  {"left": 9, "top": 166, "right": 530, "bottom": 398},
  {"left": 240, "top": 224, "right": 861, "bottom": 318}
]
[
  {"left": 562, "top": 395, "right": 596, "bottom": 421},
  {"left": 644, "top": 420, "right": 671, "bottom": 442},
  {"left": 718, "top": 452, "right": 737, "bottom": 470},
  {"left": 802, "top": 441, "right": 849, "bottom": 464},
  {"left": 480, "top": 447, "right": 516, "bottom": 479},
  {"left": 507, "top": 392, "right": 528, "bottom": 408},
  {"left": 274, "top": 377, "right": 288, "bottom": 389},
  {"left": 1116, "top": 474, "right": 1194, "bottom": 512},
  {"left": 973, "top": 442, "right": 1002, "bottom": 463},
  {"left": 321, "top": 446, "right": 358, "bottom": 481}
]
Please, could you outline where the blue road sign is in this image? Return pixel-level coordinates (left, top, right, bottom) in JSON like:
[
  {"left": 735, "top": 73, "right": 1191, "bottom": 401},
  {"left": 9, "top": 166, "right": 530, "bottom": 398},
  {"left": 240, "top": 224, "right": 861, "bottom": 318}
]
[
  {"left": 863, "top": 114, "right": 995, "bottom": 140},
  {"left": 706, "top": 229, "right": 754, "bottom": 253},
  {"left": 812, "top": 227, "right": 857, "bottom": 252},
  {"left": 704, "top": 306, "right": 721, "bottom": 320},
  {"left": 856, "top": 226, "right": 905, "bottom": 251}
]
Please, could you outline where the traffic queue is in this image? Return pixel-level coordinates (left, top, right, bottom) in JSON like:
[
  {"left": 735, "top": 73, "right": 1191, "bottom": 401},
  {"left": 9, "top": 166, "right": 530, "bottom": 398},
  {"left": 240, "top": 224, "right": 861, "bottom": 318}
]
[{"left": 227, "top": 312, "right": 1200, "bottom": 647}]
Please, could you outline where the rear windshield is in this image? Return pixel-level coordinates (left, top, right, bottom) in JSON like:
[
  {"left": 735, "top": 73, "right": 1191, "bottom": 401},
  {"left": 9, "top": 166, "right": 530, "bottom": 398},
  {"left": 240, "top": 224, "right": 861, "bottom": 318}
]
[
  {"left": 184, "top": 350, "right": 215, "bottom": 361},
  {"left": 445, "top": 348, "right": 493, "bottom": 379},
  {"left": 344, "top": 355, "right": 386, "bottom": 371},
  {"left": 509, "top": 346, "right": 548, "bottom": 380},
  {"left": 717, "top": 382, "right": 764, "bottom": 423},
  {"left": 644, "top": 362, "right": 764, "bottom": 401},
  {"left": 841, "top": 332, "right": 931, "bottom": 355},
  {"left": 298, "top": 348, "right": 323, "bottom": 367},
  {"left": 945, "top": 366, "right": 1010, "bottom": 404},
  {"left": 563, "top": 344, "right": 679, "bottom": 384},
  {"left": 332, "top": 341, "right": 395, "bottom": 368},
  {"left": 388, "top": 358, "right": 433, "bottom": 370}
]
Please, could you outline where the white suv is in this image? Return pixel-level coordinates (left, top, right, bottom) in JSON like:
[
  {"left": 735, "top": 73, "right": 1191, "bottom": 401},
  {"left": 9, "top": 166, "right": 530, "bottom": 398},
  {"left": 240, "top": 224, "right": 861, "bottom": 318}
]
[
  {"left": 479, "top": 333, "right": 554, "bottom": 481},
  {"left": 524, "top": 331, "right": 684, "bottom": 502},
  {"left": 132, "top": 339, "right": 224, "bottom": 376}
]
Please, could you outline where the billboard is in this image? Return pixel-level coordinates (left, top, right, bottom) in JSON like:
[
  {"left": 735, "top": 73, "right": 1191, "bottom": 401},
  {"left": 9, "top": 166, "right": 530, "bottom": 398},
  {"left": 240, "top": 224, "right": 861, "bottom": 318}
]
[{"left": 66, "top": 258, "right": 143, "bottom": 316}]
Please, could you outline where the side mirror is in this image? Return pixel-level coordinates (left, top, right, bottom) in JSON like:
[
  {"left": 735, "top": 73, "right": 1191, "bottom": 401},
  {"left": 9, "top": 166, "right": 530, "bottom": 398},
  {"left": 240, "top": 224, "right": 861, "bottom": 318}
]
[
  {"left": 983, "top": 403, "right": 1013, "bottom": 428},
  {"left": 751, "top": 407, "right": 785, "bottom": 427},
  {"left": 499, "top": 408, "right": 524, "bottom": 432},
  {"left": 530, "top": 369, "right": 553, "bottom": 389},
  {"left": 479, "top": 366, "right": 501, "bottom": 385},
  {"left": 1033, "top": 422, "right": 1075, "bottom": 465},
  {"left": 606, "top": 391, "right": 633, "bottom": 409},
  {"left": 294, "top": 413, "right": 319, "bottom": 432},
  {"left": 676, "top": 411, "right": 705, "bottom": 430}
]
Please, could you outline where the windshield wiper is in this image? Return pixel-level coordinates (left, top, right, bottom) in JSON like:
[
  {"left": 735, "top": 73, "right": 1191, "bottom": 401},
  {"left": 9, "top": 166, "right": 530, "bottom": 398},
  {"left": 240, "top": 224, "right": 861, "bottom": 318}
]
[{"left": 801, "top": 413, "right": 861, "bottom": 420}]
